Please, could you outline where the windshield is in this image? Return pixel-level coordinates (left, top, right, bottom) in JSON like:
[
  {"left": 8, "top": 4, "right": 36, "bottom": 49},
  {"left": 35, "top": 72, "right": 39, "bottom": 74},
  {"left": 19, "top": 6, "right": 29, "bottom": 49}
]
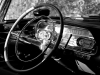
[{"left": 5, "top": 0, "right": 100, "bottom": 20}]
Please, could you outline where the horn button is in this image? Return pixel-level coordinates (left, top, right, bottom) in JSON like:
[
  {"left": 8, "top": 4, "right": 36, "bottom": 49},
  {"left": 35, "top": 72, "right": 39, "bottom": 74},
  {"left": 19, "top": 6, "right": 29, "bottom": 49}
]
[
  {"left": 35, "top": 20, "right": 55, "bottom": 50},
  {"left": 37, "top": 30, "right": 51, "bottom": 40},
  {"left": 35, "top": 20, "right": 54, "bottom": 41}
]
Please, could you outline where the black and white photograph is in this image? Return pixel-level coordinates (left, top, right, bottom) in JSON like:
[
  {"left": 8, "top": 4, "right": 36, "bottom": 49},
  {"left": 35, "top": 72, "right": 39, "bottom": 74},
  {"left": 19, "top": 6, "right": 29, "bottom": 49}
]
[{"left": 0, "top": 0, "right": 100, "bottom": 75}]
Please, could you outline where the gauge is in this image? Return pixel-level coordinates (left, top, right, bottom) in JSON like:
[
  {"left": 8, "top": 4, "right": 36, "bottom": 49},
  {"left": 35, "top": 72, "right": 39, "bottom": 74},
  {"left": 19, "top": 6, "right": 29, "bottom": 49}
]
[{"left": 77, "top": 37, "right": 95, "bottom": 49}]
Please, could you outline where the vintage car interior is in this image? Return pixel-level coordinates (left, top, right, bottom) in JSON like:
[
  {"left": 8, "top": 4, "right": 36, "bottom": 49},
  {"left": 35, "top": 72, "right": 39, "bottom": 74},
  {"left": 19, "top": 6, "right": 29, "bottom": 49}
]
[{"left": 0, "top": 0, "right": 100, "bottom": 75}]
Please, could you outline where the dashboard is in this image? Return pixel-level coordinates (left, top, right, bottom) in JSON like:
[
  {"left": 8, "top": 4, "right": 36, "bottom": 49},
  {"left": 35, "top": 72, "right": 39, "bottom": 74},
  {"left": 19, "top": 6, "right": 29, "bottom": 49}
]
[
  {"left": 0, "top": 17, "right": 99, "bottom": 75},
  {"left": 22, "top": 19, "right": 97, "bottom": 61},
  {"left": 54, "top": 24, "right": 97, "bottom": 60},
  {"left": 60, "top": 25, "right": 96, "bottom": 60},
  {"left": 0, "top": 17, "right": 99, "bottom": 74},
  {"left": 0, "top": 17, "right": 97, "bottom": 63}
]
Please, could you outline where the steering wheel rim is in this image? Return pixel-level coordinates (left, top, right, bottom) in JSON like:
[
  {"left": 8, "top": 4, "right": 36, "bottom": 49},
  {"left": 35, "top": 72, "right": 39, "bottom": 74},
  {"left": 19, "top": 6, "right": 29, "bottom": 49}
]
[{"left": 4, "top": 3, "right": 64, "bottom": 72}]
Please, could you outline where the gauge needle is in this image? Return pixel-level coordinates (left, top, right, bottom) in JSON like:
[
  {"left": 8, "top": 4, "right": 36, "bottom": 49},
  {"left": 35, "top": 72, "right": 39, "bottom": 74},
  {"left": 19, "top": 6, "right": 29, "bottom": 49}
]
[{"left": 64, "top": 34, "right": 72, "bottom": 49}]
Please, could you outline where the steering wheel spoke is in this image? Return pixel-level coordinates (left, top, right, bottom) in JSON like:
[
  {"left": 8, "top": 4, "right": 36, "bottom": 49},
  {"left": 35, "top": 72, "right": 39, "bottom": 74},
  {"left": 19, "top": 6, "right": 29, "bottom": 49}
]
[{"left": 19, "top": 35, "right": 41, "bottom": 46}]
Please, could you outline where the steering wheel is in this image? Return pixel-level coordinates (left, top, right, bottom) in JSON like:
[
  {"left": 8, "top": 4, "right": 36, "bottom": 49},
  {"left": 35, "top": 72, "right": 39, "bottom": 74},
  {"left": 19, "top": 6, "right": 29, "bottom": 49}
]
[{"left": 4, "top": 3, "right": 64, "bottom": 72}]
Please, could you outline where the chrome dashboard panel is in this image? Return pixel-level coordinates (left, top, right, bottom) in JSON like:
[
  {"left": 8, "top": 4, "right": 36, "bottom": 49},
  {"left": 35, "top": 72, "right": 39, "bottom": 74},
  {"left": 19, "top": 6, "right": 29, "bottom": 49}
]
[{"left": 55, "top": 24, "right": 96, "bottom": 56}]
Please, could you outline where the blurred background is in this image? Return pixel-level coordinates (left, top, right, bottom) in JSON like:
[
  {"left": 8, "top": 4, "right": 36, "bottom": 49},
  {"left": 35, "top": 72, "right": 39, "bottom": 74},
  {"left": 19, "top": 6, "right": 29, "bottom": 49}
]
[{"left": 5, "top": 0, "right": 100, "bottom": 20}]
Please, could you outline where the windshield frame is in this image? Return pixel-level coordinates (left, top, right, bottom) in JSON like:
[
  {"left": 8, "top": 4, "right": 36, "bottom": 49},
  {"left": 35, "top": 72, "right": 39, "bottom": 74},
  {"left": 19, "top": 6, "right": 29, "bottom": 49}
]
[{"left": 0, "top": 0, "right": 12, "bottom": 22}]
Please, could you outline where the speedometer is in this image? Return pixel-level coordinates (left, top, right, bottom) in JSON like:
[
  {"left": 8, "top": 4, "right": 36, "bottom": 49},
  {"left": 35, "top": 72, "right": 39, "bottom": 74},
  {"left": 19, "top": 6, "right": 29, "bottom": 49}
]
[{"left": 77, "top": 37, "right": 95, "bottom": 49}]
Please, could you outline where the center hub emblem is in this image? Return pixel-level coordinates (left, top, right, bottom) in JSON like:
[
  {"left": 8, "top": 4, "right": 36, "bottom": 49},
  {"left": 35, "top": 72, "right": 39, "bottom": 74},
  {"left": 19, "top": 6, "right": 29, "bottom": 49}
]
[{"left": 37, "top": 30, "right": 51, "bottom": 40}]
